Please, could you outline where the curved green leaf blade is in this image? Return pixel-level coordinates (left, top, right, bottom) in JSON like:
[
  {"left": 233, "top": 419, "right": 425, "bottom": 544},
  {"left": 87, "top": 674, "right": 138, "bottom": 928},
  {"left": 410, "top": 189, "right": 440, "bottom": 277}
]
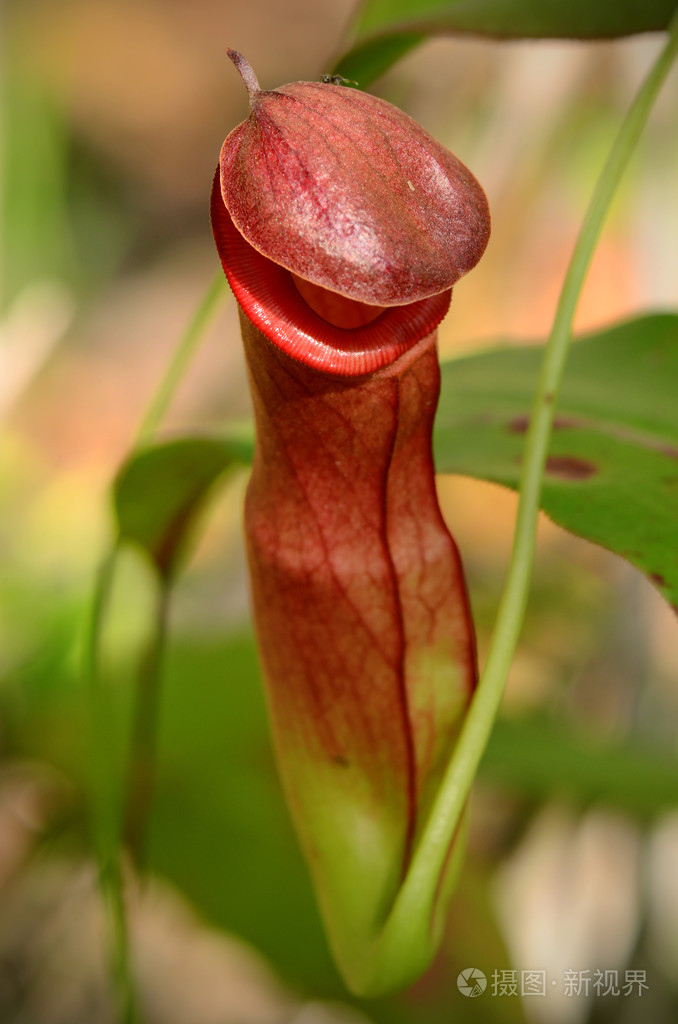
[
  {"left": 113, "top": 436, "right": 247, "bottom": 578},
  {"left": 332, "top": 32, "right": 423, "bottom": 85},
  {"left": 334, "top": 0, "right": 677, "bottom": 84},
  {"left": 434, "top": 313, "right": 678, "bottom": 611}
]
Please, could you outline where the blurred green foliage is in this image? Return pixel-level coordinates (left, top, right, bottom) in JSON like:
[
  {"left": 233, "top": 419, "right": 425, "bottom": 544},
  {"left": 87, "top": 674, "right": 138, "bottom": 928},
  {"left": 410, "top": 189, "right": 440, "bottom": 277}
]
[
  {"left": 1, "top": 0, "right": 677, "bottom": 1020},
  {"left": 334, "top": 0, "right": 678, "bottom": 84},
  {"left": 1, "top": 69, "right": 131, "bottom": 312}
]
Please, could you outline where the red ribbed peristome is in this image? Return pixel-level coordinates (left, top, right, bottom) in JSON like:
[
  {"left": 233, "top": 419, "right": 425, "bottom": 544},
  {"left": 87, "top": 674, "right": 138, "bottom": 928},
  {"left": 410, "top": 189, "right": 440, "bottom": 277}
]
[{"left": 210, "top": 171, "right": 452, "bottom": 377}]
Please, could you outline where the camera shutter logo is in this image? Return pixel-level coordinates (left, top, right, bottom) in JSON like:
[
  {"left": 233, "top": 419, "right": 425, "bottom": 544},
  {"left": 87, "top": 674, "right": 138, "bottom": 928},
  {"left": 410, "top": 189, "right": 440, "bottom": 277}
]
[{"left": 457, "top": 968, "right": 487, "bottom": 997}]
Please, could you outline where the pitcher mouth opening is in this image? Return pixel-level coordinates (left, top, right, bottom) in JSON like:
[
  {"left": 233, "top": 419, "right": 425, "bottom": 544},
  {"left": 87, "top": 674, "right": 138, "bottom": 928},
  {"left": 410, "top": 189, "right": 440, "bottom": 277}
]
[
  {"left": 289, "top": 272, "right": 387, "bottom": 329},
  {"left": 210, "top": 171, "right": 452, "bottom": 378}
]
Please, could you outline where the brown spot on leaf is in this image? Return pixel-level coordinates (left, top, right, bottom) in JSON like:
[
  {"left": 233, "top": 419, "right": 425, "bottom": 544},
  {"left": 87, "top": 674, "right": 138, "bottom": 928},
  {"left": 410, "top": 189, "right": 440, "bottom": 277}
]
[
  {"left": 509, "top": 415, "right": 529, "bottom": 434},
  {"left": 509, "top": 414, "right": 581, "bottom": 434},
  {"left": 545, "top": 455, "right": 597, "bottom": 481},
  {"left": 660, "top": 445, "right": 678, "bottom": 461},
  {"left": 649, "top": 572, "right": 667, "bottom": 589}
]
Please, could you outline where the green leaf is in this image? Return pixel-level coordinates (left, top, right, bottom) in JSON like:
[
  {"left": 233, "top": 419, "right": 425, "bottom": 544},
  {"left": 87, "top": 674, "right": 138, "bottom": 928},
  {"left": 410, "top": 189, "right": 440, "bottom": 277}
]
[
  {"left": 332, "top": 32, "right": 424, "bottom": 85},
  {"left": 434, "top": 313, "right": 678, "bottom": 611},
  {"left": 113, "top": 436, "right": 249, "bottom": 578},
  {"left": 334, "top": 0, "right": 677, "bottom": 84},
  {"left": 481, "top": 716, "right": 678, "bottom": 817}
]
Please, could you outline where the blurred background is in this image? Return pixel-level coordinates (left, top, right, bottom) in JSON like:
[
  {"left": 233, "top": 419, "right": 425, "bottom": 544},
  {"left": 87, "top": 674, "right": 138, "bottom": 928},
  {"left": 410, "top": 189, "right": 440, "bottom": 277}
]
[{"left": 1, "top": 0, "right": 678, "bottom": 1022}]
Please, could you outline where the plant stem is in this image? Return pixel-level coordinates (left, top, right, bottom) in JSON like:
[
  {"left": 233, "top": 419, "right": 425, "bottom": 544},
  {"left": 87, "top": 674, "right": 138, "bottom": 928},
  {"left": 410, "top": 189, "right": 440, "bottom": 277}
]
[
  {"left": 135, "top": 272, "right": 227, "bottom": 446},
  {"left": 373, "top": 10, "right": 678, "bottom": 989},
  {"left": 121, "top": 273, "right": 227, "bottom": 855},
  {"left": 87, "top": 273, "right": 228, "bottom": 1021},
  {"left": 100, "top": 855, "right": 139, "bottom": 1024},
  {"left": 86, "top": 545, "right": 120, "bottom": 849},
  {"left": 123, "top": 579, "right": 172, "bottom": 867},
  {"left": 86, "top": 543, "right": 140, "bottom": 1021}
]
